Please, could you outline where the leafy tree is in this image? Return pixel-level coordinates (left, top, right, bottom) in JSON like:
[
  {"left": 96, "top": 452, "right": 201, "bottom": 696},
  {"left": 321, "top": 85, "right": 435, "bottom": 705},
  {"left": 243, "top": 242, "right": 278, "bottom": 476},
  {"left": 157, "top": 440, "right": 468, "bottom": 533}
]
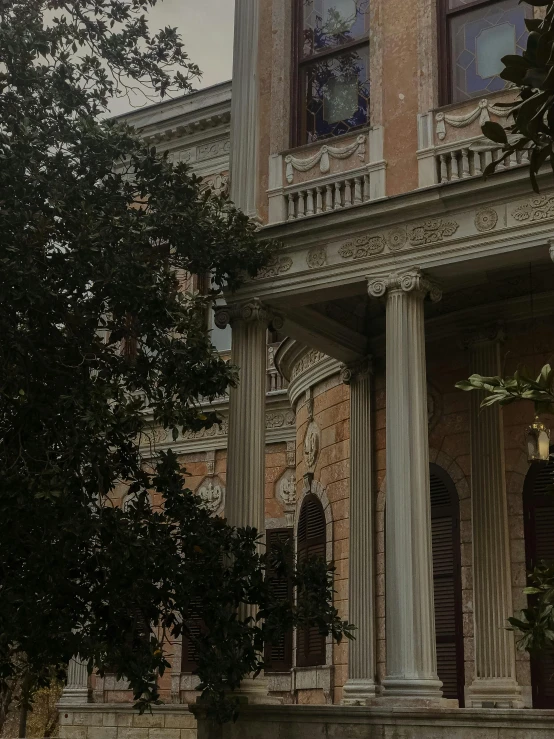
[
  {"left": 480, "top": 0, "right": 554, "bottom": 191},
  {"left": 0, "top": 0, "right": 353, "bottom": 727}
]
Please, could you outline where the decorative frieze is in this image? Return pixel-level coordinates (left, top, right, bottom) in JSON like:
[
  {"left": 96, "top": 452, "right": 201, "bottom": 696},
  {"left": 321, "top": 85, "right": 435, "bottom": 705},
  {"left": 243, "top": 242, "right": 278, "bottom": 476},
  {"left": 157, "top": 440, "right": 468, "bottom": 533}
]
[
  {"left": 197, "top": 138, "right": 230, "bottom": 162},
  {"left": 291, "top": 349, "right": 327, "bottom": 380},
  {"left": 408, "top": 218, "right": 459, "bottom": 246},
  {"left": 254, "top": 255, "right": 293, "bottom": 280},
  {"left": 306, "top": 246, "right": 327, "bottom": 268},
  {"left": 511, "top": 194, "right": 554, "bottom": 222},
  {"left": 285, "top": 134, "right": 366, "bottom": 184},
  {"left": 266, "top": 410, "right": 295, "bottom": 429},
  {"left": 475, "top": 208, "right": 498, "bottom": 232},
  {"left": 339, "top": 234, "right": 386, "bottom": 260},
  {"left": 387, "top": 227, "right": 407, "bottom": 251},
  {"left": 181, "top": 409, "right": 294, "bottom": 441}
]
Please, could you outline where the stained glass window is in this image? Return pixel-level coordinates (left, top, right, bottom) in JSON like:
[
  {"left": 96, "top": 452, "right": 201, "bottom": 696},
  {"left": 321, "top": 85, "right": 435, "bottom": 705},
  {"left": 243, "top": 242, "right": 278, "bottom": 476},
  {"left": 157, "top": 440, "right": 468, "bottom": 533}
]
[
  {"left": 444, "top": 0, "right": 530, "bottom": 103},
  {"left": 296, "top": 0, "right": 370, "bottom": 144}
]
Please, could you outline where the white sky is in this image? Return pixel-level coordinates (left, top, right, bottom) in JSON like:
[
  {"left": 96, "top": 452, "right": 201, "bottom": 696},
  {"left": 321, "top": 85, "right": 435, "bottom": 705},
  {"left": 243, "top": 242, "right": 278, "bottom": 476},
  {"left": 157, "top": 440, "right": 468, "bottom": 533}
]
[{"left": 108, "top": 0, "right": 235, "bottom": 115}]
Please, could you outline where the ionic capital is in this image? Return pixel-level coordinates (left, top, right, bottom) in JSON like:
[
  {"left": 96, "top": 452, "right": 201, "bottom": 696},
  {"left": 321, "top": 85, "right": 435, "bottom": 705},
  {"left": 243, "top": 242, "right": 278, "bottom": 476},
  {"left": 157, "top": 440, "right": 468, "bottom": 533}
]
[
  {"left": 367, "top": 269, "right": 442, "bottom": 303},
  {"left": 214, "top": 298, "right": 284, "bottom": 330},
  {"left": 340, "top": 356, "right": 373, "bottom": 385},
  {"left": 463, "top": 324, "right": 506, "bottom": 350}
]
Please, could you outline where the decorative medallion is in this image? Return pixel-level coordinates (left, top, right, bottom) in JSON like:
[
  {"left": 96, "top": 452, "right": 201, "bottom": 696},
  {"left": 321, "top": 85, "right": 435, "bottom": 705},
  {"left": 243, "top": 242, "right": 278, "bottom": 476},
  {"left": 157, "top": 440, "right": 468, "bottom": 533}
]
[
  {"left": 474, "top": 208, "right": 498, "bottom": 232},
  {"left": 303, "top": 421, "right": 320, "bottom": 472},
  {"left": 306, "top": 246, "right": 327, "bottom": 269},
  {"left": 387, "top": 227, "right": 407, "bottom": 251},
  {"left": 339, "top": 234, "right": 386, "bottom": 260},
  {"left": 408, "top": 219, "right": 459, "bottom": 246},
  {"left": 196, "top": 477, "right": 225, "bottom": 515},
  {"left": 511, "top": 194, "right": 554, "bottom": 222},
  {"left": 275, "top": 468, "right": 296, "bottom": 509}
]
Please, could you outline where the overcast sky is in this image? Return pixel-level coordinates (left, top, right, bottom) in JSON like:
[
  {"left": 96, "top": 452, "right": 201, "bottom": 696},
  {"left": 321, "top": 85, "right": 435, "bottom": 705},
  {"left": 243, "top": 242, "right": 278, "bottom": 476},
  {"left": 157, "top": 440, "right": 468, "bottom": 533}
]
[{"left": 108, "top": 0, "right": 235, "bottom": 115}]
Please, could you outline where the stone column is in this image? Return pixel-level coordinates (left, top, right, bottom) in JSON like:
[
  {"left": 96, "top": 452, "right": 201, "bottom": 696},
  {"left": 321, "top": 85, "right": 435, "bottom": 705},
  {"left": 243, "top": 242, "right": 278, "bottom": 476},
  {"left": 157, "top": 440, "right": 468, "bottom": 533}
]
[
  {"left": 466, "top": 332, "right": 522, "bottom": 708},
  {"left": 59, "top": 656, "right": 89, "bottom": 704},
  {"left": 341, "top": 359, "right": 378, "bottom": 704},
  {"left": 367, "top": 269, "right": 442, "bottom": 701},
  {"left": 229, "top": 0, "right": 259, "bottom": 218}
]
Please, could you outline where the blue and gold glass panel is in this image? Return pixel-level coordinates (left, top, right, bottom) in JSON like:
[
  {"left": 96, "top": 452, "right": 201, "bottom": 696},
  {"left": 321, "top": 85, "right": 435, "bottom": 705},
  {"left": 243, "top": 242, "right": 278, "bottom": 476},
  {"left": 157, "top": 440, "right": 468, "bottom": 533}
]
[
  {"left": 303, "top": 0, "right": 370, "bottom": 58},
  {"left": 450, "top": 0, "right": 529, "bottom": 102},
  {"left": 303, "top": 45, "right": 370, "bottom": 142}
]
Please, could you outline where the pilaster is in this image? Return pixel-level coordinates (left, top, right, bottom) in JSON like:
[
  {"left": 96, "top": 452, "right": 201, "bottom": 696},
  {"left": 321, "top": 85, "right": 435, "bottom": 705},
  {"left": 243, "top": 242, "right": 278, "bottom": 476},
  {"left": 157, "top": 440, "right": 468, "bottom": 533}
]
[
  {"left": 229, "top": 0, "right": 259, "bottom": 218},
  {"left": 59, "top": 656, "right": 90, "bottom": 705},
  {"left": 367, "top": 269, "right": 442, "bottom": 702},
  {"left": 341, "top": 358, "right": 378, "bottom": 704},
  {"left": 466, "top": 330, "right": 523, "bottom": 708}
]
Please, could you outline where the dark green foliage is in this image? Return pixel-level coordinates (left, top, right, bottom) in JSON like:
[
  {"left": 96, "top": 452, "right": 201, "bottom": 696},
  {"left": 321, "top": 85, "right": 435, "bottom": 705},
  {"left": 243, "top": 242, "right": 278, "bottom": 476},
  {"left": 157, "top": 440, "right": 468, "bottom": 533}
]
[
  {"left": 0, "top": 0, "right": 353, "bottom": 724},
  {"left": 481, "top": 1, "right": 554, "bottom": 191}
]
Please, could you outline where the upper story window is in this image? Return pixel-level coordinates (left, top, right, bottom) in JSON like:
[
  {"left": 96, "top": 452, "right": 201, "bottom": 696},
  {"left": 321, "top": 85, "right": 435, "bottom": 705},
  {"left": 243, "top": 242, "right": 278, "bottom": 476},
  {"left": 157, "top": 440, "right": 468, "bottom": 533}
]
[
  {"left": 440, "top": 0, "right": 530, "bottom": 104},
  {"left": 294, "top": 0, "right": 370, "bottom": 145}
]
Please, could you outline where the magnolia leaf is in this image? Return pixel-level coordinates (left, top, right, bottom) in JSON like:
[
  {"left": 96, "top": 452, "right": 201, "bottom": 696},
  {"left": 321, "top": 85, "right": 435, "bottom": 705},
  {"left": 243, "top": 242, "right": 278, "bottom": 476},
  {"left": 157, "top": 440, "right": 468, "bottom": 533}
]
[{"left": 482, "top": 120, "right": 509, "bottom": 144}]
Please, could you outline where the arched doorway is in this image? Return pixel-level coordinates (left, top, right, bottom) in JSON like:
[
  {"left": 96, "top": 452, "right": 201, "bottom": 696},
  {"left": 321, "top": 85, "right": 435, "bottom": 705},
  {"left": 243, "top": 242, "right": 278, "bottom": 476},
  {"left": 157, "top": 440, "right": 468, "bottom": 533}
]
[
  {"left": 523, "top": 451, "right": 554, "bottom": 708},
  {"left": 430, "top": 464, "right": 465, "bottom": 705}
]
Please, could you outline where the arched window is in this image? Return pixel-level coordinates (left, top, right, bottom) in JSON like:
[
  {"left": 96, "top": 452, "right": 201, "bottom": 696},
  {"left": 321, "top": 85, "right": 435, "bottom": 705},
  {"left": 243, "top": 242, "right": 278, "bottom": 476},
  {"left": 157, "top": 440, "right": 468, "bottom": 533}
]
[
  {"left": 523, "top": 451, "right": 554, "bottom": 708},
  {"left": 430, "top": 464, "right": 465, "bottom": 704},
  {"left": 296, "top": 493, "right": 327, "bottom": 667}
]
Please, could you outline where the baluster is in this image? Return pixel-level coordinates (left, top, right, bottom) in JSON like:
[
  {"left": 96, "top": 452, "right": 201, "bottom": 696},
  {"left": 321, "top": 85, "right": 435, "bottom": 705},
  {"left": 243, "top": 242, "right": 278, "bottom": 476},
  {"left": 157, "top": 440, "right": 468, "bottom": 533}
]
[
  {"left": 461, "top": 148, "right": 470, "bottom": 178},
  {"left": 509, "top": 151, "right": 517, "bottom": 168},
  {"left": 473, "top": 151, "right": 482, "bottom": 176},
  {"left": 522, "top": 148, "right": 530, "bottom": 163},
  {"left": 354, "top": 177, "right": 363, "bottom": 205},
  {"left": 306, "top": 188, "right": 314, "bottom": 216},
  {"left": 334, "top": 181, "right": 342, "bottom": 209},
  {"left": 287, "top": 193, "right": 295, "bottom": 221},
  {"left": 344, "top": 178, "right": 352, "bottom": 206},
  {"left": 297, "top": 190, "right": 306, "bottom": 218},
  {"left": 325, "top": 184, "right": 333, "bottom": 212},
  {"left": 315, "top": 186, "right": 323, "bottom": 214},
  {"left": 363, "top": 173, "right": 370, "bottom": 201},
  {"left": 495, "top": 148, "right": 505, "bottom": 171},
  {"left": 484, "top": 149, "right": 493, "bottom": 169},
  {"left": 450, "top": 151, "right": 459, "bottom": 180},
  {"left": 439, "top": 153, "right": 448, "bottom": 183}
]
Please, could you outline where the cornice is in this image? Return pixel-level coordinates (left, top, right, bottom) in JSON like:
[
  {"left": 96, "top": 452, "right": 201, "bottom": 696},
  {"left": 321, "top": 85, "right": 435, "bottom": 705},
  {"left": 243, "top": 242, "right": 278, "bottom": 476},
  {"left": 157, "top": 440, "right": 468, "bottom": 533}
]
[{"left": 276, "top": 339, "right": 342, "bottom": 410}]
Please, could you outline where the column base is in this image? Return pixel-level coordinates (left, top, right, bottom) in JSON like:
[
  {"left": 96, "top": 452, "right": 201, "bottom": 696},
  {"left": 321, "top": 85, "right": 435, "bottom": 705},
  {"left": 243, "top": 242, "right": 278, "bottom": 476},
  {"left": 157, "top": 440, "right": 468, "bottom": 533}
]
[
  {"left": 234, "top": 676, "right": 282, "bottom": 706},
  {"left": 467, "top": 678, "right": 524, "bottom": 709},
  {"left": 342, "top": 679, "right": 379, "bottom": 706},
  {"left": 381, "top": 677, "right": 444, "bottom": 704},
  {"left": 59, "top": 687, "right": 90, "bottom": 705}
]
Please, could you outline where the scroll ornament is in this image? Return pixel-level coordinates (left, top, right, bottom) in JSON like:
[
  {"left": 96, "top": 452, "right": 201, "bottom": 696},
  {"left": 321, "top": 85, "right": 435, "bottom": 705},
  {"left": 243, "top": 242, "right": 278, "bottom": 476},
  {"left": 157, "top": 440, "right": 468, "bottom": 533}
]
[
  {"left": 435, "top": 98, "right": 513, "bottom": 141},
  {"left": 285, "top": 134, "right": 365, "bottom": 184}
]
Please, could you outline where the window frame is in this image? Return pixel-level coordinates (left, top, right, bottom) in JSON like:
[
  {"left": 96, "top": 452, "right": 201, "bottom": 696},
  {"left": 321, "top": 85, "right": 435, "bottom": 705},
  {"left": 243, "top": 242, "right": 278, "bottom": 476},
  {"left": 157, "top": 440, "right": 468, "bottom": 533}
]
[
  {"left": 438, "top": 0, "right": 528, "bottom": 106},
  {"left": 291, "top": 0, "right": 371, "bottom": 147}
]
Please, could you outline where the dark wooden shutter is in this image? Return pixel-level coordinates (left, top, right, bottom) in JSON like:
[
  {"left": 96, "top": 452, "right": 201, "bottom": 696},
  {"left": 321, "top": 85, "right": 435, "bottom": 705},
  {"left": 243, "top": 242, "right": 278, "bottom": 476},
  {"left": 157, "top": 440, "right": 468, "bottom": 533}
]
[
  {"left": 265, "top": 528, "right": 294, "bottom": 672},
  {"left": 524, "top": 452, "right": 554, "bottom": 708},
  {"left": 181, "top": 599, "right": 203, "bottom": 673},
  {"left": 430, "top": 464, "right": 465, "bottom": 705},
  {"left": 296, "top": 494, "right": 326, "bottom": 668}
]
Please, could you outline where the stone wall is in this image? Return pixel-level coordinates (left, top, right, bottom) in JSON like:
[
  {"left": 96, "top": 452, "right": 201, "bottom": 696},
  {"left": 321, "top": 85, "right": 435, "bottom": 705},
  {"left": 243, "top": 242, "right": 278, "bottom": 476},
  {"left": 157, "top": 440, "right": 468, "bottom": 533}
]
[{"left": 59, "top": 706, "right": 196, "bottom": 739}]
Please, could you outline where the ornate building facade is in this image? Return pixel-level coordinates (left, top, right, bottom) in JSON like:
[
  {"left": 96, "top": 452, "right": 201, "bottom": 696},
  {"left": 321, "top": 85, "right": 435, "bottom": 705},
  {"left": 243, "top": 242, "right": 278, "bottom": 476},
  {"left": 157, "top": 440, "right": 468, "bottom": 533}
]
[{"left": 60, "top": 1, "right": 554, "bottom": 737}]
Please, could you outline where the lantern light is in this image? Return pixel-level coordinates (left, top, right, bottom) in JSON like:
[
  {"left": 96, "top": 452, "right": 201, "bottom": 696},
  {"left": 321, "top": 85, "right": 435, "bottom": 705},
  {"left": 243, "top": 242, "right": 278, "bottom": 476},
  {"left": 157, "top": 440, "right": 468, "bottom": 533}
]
[{"left": 526, "top": 416, "right": 551, "bottom": 463}]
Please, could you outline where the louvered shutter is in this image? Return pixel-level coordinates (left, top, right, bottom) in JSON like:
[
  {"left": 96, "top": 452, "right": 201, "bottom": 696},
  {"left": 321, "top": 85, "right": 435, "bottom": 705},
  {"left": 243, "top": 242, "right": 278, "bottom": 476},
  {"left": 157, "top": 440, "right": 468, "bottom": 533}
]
[
  {"left": 265, "top": 528, "right": 293, "bottom": 672},
  {"left": 524, "top": 453, "right": 554, "bottom": 708},
  {"left": 296, "top": 494, "right": 326, "bottom": 668},
  {"left": 181, "top": 598, "right": 203, "bottom": 673},
  {"left": 430, "top": 465, "right": 465, "bottom": 704}
]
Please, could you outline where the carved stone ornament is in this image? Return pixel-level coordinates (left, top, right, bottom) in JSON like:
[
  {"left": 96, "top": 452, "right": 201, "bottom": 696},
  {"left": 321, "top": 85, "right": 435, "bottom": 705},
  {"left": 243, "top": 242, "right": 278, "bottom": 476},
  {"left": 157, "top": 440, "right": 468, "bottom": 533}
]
[
  {"left": 339, "top": 234, "right": 386, "bottom": 260},
  {"left": 303, "top": 421, "right": 320, "bottom": 472},
  {"left": 408, "top": 218, "right": 459, "bottom": 246},
  {"left": 285, "top": 134, "right": 365, "bottom": 184},
  {"left": 200, "top": 172, "right": 229, "bottom": 197},
  {"left": 196, "top": 477, "right": 225, "bottom": 515},
  {"left": 340, "top": 357, "right": 373, "bottom": 385},
  {"left": 387, "top": 227, "right": 407, "bottom": 252},
  {"left": 183, "top": 417, "right": 229, "bottom": 440},
  {"left": 306, "top": 246, "right": 327, "bottom": 269},
  {"left": 475, "top": 208, "right": 498, "bottom": 232},
  {"left": 511, "top": 194, "right": 554, "bottom": 222},
  {"left": 254, "top": 254, "right": 293, "bottom": 280},
  {"left": 266, "top": 410, "right": 295, "bottom": 429},
  {"left": 291, "top": 349, "right": 327, "bottom": 380},
  {"left": 276, "top": 468, "right": 296, "bottom": 509},
  {"left": 286, "top": 440, "right": 296, "bottom": 468},
  {"left": 367, "top": 269, "right": 442, "bottom": 303},
  {"left": 214, "top": 298, "right": 284, "bottom": 330},
  {"left": 435, "top": 98, "right": 512, "bottom": 141}
]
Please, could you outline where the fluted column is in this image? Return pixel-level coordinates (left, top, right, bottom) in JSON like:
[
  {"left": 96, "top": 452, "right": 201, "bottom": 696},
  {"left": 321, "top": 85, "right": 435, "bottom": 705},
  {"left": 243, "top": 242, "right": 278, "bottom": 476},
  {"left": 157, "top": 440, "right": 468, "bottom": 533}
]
[
  {"left": 59, "top": 656, "right": 89, "bottom": 705},
  {"left": 341, "top": 359, "right": 377, "bottom": 704},
  {"left": 466, "top": 331, "right": 522, "bottom": 708},
  {"left": 367, "top": 269, "right": 442, "bottom": 701},
  {"left": 229, "top": 0, "right": 259, "bottom": 217}
]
